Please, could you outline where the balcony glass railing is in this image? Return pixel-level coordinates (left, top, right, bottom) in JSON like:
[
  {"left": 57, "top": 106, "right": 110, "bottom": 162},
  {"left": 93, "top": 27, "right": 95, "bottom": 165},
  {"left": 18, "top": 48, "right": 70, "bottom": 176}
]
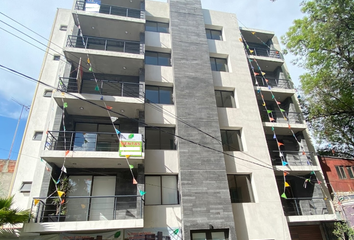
[
  {"left": 30, "top": 195, "right": 142, "bottom": 223},
  {"left": 282, "top": 197, "right": 329, "bottom": 216},
  {"left": 260, "top": 110, "right": 303, "bottom": 124},
  {"left": 75, "top": 0, "right": 144, "bottom": 19},
  {"left": 249, "top": 47, "right": 283, "bottom": 60},
  {"left": 66, "top": 35, "right": 142, "bottom": 54},
  {"left": 254, "top": 76, "right": 294, "bottom": 89},
  {"left": 58, "top": 77, "right": 141, "bottom": 98},
  {"left": 271, "top": 151, "right": 316, "bottom": 166},
  {"left": 45, "top": 131, "right": 125, "bottom": 152}
]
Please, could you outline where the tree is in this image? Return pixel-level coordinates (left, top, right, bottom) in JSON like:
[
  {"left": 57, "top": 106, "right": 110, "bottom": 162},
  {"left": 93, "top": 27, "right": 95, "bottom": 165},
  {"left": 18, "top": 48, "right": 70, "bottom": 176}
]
[
  {"left": 0, "top": 196, "right": 31, "bottom": 234},
  {"left": 282, "top": 0, "right": 354, "bottom": 158},
  {"left": 333, "top": 222, "right": 354, "bottom": 240}
]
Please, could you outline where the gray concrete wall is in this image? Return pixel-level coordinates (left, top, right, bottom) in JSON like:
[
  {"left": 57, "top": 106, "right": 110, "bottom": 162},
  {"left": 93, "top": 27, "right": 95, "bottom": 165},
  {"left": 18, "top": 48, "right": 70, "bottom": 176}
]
[{"left": 169, "top": 1, "right": 237, "bottom": 239}]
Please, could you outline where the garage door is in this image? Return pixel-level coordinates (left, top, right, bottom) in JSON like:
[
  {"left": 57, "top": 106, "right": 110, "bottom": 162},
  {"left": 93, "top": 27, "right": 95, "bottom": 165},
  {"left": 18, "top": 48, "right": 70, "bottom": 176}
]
[{"left": 289, "top": 225, "right": 323, "bottom": 240}]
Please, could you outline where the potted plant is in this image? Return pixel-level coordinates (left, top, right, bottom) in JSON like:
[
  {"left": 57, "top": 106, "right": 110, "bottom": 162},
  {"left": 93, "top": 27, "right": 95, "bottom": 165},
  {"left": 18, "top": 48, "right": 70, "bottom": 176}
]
[{"left": 48, "top": 176, "right": 72, "bottom": 222}]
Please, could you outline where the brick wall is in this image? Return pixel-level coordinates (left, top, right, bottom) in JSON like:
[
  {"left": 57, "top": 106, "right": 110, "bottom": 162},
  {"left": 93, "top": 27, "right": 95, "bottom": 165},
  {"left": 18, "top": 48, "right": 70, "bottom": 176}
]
[{"left": 0, "top": 160, "right": 16, "bottom": 197}]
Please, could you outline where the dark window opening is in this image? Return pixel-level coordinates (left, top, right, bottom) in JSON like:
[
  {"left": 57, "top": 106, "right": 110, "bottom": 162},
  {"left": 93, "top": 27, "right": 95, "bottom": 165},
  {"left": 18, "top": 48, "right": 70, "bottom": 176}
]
[
  {"left": 220, "top": 130, "right": 242, "bottom": 151},
  {"left": 206, "top": 29, "right": 222, "bottom": 40},
  {"left": 145, "top": 127, "right": 176, "bottom": 150},
  {"left": 215, "top": 90, "right": 235, "bottom": 108},
  {"left": 210, "top": 57, "right": 228, "bottom": 72},
  {"left": 145, "top": 51, "right": 171, "bottom": 66},
  {"left": 227, "top": 175, "right": 254, "bottom": 203},
  {"left": 145, "top": 86, "right": 173, "bottom": 104}
]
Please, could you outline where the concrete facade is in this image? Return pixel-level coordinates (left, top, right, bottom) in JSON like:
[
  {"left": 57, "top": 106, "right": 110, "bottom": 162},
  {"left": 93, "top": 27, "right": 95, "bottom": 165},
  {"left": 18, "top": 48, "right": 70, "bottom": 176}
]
[{"left": 9, "top": 0, "right": 335, "bottom": 240}]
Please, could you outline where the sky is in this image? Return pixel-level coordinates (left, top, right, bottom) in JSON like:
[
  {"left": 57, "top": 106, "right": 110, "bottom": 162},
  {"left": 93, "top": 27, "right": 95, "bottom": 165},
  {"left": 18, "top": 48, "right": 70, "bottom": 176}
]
[{"left": 0, "top": 0, "right": 306, "bottom": 160}]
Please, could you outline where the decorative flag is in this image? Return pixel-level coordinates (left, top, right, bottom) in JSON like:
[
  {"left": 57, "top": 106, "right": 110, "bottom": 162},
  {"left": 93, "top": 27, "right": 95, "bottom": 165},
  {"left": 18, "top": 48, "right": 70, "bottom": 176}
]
[
  {"left": 46, "top": 167, "right": 50, "bottom": 172},
  {"left": 61, "top": 92, "right": 65, "bottom": 96},
  {"left": 115, "top": 129, "right": 121, "bottom": 135},
  {"left": 129, "top": 164, "right": 134, "bottom": 169},
  {"left": 57, "top": 191, "right": 65, "bottom": 198},
  {"left": 267, "top": 110, "right": 272, "bottom": 113},
  {"left": 63, "top": 102, "right": 68, "bottom": 108},
  {"left": 271, "top": 127, "right": 274, "bottom": 131},
  {"left": 115, "top": 231, "right": 121, "bottom": 239},
  {"left": 87, "top": 58, "right": 90, "bottom": 64},
  {"left": 280, "top": 109, "right": 285, "bottom": 112},
  {"left": 284, "top": 117, "right": 287, "bottom": 120},
  {"left": 126, "top": 155, "right": 131, "bottom": 159},
  {"left": 250, "top": 50, "right": 254, "bottom": 54},
  {"left": 89, "top": 66, "right": 93, "bottom": 72},
  {"left": 239, "top": 37, "right": 242, "bottom": 42},
  {"left": 311, "top": 171, "right": 315, "bottom": 175},
  {"left": 257, "top": 89, "right": 261, "bottom": 93},
  {"left": 288, "top": 124, "right": 291, "bottom": 129},
  {"left": 56, "top": 179, "right": 60, "bottom": 184},
  {"left": 261, "top": 72, "right": 266, "bottom": 75},
  {"left": 254, "top": 72, "right": 260, "bottom": 76},
  {"left": 173, "top": 229, "right": 179, "bottom": 235},
  {"left": 106, "top": 106, "right": 112, "bottom": 110},
  {"left": 251, "top": 31, "right": 255, "bottom": 35},
  {"left": 282, "top": 161, "right": 288, "bottom": 166},
  {"left": 65, "top": 150, "right": 70, "bottom": 156},
  {"left": 110, "top": 117, "right": 118, "bottom": 122},
  {"left": 265, "top": 79, "right": 269, "bottom": 83},
  {"left": 278, "top": 142, "right": 284, "bottom": 146},
  {"left": 262, "top": 102, "right": 266, "bottom": 106},
  {"left": 133, "top": 178, "right": 138, "bottom": 184},
  {"left": 139, "top": 190, "right": 146, "bottom": 196},
  {"left": 271, "top": 94, "right": 275, "bottom": 99},
  {"left": 276, "top": 101, "right": 281, "bottom": 105},
  {"left": 100, "top": 96, "right": 103, "bottom": 100},
  {"left": 279, "top": 152, "right": 283, "bottom": 157},
  {"left": 34, "top": 199, "right": 40, "bottom": 206},
  {"left": 246, "top": 45, "right": 250, "bottom": 49},
  {"left": 317, "top": 180, "right": 322, "bottom": 184},
  {"left": 269, "top": 117, "right": 275, "bottom": 122},
  {"left": 81, "top": 204, "right": 86, "bottom": 209},
  {"left": 268, "top": 86, "right": 271, "bottom": 90},
  {"left": 60, "top": 199, "right": 65, "bottom": 205},
  {"left": 285, "top": 182, "right": 290, "bottom": 187},
  {"left": 281, "top": 193, "right": 287, "bottom": 199},
  {"left": 283, "top": 171, "right": 289, "bottom": 176},
  {"left": 61, "top": 165, "right": 67, "bottom": 173},
  {"left": 95, "top": 85, "right": 100, "bottom": 91},
  {"left": 273, "top": 133, "right": 276, "bottom": 139},
  {"left": 249, "top": 59, "right": 253, "bottom": 62},
  {"left": 302, "top": 151, "right": 306, "bottom": 155}
]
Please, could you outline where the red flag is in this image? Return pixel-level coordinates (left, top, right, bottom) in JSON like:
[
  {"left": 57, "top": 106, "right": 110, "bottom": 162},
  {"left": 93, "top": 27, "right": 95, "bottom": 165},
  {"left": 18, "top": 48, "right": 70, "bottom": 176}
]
[
  {"left": 65, "top": 150, "right": 70, "bottom": 156},
  {"left": 106, "top": 106, "right": 113, "bottom": 110},
  {"left": 278, "top": 142, "right": 284, "bottom": 146}
]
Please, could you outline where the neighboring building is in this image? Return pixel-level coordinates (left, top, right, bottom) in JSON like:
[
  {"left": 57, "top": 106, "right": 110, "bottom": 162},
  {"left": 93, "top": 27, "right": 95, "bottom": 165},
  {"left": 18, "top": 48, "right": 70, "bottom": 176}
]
[
  {"left": 0, "top": 159, "right": 16, "bottom": 197},
  {"left": 319, "top": 156, "right": 354, "bottom": 227},
  {"left": 10, "top": 0, "right": 337, "bottom": 239}
]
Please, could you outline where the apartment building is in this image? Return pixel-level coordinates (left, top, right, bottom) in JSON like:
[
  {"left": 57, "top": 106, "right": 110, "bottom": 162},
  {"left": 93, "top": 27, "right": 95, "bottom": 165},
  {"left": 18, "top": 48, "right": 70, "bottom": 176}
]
[{"left": 9, "top": 0, "right": 337, "bottom": 239}]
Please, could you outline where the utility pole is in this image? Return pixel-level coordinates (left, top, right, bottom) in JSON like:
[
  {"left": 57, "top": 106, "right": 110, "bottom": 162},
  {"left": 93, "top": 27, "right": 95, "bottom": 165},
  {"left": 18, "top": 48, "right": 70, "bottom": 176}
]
[{"left": 8, "top": 98, "right": 30, "bottom": 160}]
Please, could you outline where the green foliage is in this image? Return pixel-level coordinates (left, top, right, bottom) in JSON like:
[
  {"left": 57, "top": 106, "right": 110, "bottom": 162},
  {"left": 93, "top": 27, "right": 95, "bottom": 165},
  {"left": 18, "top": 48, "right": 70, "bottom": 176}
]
[
  {"left": 0, "top": 196, "right": 31, "bottom": 234},
  {"left": 51, "top": 177, "right": 72, "bottom": 215},
  {"left": 333, "top": 222, "right": 354, "bottom": 240},
  {"left": 282, "top": 0, "right": 354, "bottom": 157}
]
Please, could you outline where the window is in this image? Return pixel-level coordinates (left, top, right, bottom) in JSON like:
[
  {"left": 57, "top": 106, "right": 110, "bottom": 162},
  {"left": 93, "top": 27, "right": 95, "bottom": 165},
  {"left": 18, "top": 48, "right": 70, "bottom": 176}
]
[
  {"left": 53, "top": 55, "right": 60, "bottom": 61},
  {"left": 43, "top": 90, "right": 53, "bottom": 97},
  {"left": 145, "top": 86, "right": 173, "bottom": 104},
  {"left": 20, "top": 182, "right": 32, "bottom": 193},
  {"left": 146, "top": 21, "right": 169, "bottom": 33},
  {"left": 347, "top": 166, "right": 354, "bottom": 179},
  {"left": 335, "top": 166, "right": 347, "bottom": 179},
  {"left": 220, "top": 130, "right": 242, "bottom": 151},
  {"left": 210, "top": 57, "right": 228, "bottom": 72},
  {"left": 145, "top": 175, "right": 178, "bottom": 205},
  {"left": 227, "top": 175, "right": 254, "bottom": 203},
  {"left": 191, "top": 229, "right": 229, "bottom": 240},
  {"left": 33, "top": 131, "right": 43, "bottom": 141},
  {"left": 206, "top": 29, "right": 223, "bottom": 40},
  {"left": 59, "top": 25, "right": 68, "bottom": 31},
  {"left": 215, "top": 90, "right": 235, "bottom": 108},
  {"left": 145, "top": 127, "right": 176, "bottom": 150},
  {"left": 145, "top": 51, "right": 171, "bottom": 66}
]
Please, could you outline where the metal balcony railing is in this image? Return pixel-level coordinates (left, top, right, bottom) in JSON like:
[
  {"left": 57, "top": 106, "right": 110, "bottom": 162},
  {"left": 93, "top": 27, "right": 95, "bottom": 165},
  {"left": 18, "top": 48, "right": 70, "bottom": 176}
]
[
  {"left": 271, "top": 150, "right": 316, "bottom": 166},
  {"left": 254, "top": 76, "right": 294, "bottom": 89},
  {"left": 45, "top": 131, "right": 124, "bottom": 152},
  {"left": 58, "top": 77, "right": 141, "bottom": 98},
  {"left": 75, "top": 0, "right": 144, "bottom": 19},
  {"left": 282, "top": 197, "right": 329, "bottom": 216},
  {"left": 66, "top": 35, "right": 142, "bottom": 54},
  {"left": 249, "top": 47, "right": 283, "bottom": 60},
  {"left": 260, "top": 110, "right": 303, "bottom": 124},
  {"left": 30, "top": 195, "right": 142, "bottom": 223}
]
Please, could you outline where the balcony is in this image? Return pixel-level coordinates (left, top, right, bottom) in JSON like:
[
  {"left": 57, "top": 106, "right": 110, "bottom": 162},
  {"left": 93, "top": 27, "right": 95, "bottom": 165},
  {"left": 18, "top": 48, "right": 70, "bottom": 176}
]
[
  {"left": 283, "top": 197, "right": 330, "bottom": 216},
  {"left": 73, "top": 0, "right": 145, "bottom": 41},
  {"left": 41, "top": 131, "right": 144, "bottom": 168},
  {"left": 254, "top": 76, "right": 293, "bottom": 89},
  {"left": 64, "top": 35, "right": 144, "bottom": 76},
  {"left": 58, "top": 77, "right": 141, "bottom": 97},
  {"left": 271, "top": 150, "right": 317, "bottom": 167},
  {"left": 25, "top": 195, "right": 143, "bottom": 232},
  {"left": 260, "top": 110, "right": 303, "bottom": 125},
  {"left": 248, "top": 47, "right": 284, "bottom": 72}
]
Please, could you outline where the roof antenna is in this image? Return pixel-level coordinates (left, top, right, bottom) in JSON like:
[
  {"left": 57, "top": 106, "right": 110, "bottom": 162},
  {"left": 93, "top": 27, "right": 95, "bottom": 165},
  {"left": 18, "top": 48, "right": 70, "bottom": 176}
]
[{"left": 8, "top": 98, "right": 30, "bottom": 160}]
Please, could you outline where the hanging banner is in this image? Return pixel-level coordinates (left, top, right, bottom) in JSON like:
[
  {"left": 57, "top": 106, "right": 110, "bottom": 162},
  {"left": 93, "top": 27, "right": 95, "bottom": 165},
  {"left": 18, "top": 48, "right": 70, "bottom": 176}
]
[
  {"left": 60, "top": 229, "right": 123, "bottom": 240},
  {"left": 76, "top": 58, "right": 83, "bottom": 93},
  {"left": 85, "top": 0, "right": 101, "bottom": 13},
  {"left": 119, "top": 133, "right": 142, "bottom": 157},
  {"left": 125, "top": 228, "right": 182, "bottom": 240}
]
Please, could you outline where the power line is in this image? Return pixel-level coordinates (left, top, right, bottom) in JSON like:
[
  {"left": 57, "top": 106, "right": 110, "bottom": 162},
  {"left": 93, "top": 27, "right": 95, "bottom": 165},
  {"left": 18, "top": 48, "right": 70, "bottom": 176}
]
[{"left": 0, "top": 64, "right": 274, "bottom": 170}]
